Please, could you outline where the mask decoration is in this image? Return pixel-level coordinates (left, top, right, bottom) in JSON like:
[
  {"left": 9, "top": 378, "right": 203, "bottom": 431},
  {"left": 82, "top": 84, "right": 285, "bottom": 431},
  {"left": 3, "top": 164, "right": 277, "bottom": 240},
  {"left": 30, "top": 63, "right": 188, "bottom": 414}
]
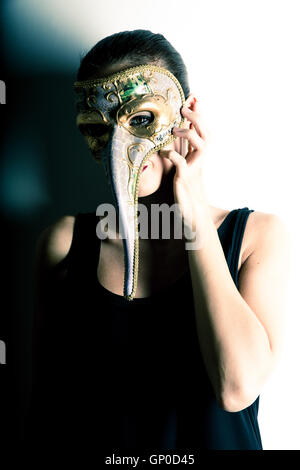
[{"left": 74, "top": 65, "right": 186, "bottom": 300}]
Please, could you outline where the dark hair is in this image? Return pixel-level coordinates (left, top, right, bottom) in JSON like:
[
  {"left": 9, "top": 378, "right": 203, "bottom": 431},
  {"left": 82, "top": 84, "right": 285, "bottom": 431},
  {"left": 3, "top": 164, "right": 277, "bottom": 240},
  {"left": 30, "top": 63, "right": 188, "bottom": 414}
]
[{"left": 76, "top": 29, "right": 190, "bottom": 99}]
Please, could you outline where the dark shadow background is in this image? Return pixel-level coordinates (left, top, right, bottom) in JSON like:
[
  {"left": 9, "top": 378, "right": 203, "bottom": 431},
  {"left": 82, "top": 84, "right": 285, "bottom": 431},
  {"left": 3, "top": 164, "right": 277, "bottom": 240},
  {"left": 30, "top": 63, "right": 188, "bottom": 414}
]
[{"left": 0, "top": 2, "right": 113, "bottom": 444}]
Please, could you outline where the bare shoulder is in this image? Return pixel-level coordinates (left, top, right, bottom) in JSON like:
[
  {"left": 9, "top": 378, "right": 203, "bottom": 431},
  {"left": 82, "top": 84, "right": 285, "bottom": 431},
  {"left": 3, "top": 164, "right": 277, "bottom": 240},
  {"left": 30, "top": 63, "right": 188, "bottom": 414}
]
[
  {"left": 35, "top": 215, "right": 76, "bottom": 271},
  {"left": 241, "top": 210, "right": 291, "bottom": 264}
]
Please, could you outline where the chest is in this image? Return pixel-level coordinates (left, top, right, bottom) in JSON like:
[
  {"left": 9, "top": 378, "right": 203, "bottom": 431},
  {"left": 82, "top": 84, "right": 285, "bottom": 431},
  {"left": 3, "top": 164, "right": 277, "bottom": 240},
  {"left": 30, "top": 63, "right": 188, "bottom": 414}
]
[
  {"left": 96, "top": 233, "right": 247, "bottom": 298},
  {"left": 97, "top": 237, "right": 190, "bottom": 297}
]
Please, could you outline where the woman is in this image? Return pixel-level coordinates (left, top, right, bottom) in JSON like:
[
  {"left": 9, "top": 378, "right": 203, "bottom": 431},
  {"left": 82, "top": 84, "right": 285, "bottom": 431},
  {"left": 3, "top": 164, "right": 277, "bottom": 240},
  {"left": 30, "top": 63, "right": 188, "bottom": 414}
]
[{"left": 28, "top": 30, "right": 290, "bottom": 453}]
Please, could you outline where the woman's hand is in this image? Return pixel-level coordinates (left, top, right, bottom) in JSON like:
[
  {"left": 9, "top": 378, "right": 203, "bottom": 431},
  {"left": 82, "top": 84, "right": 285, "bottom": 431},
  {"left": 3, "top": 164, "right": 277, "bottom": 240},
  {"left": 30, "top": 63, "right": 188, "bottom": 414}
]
[{"left": 160, "top": 100, "right": 210, "bottom": 241}]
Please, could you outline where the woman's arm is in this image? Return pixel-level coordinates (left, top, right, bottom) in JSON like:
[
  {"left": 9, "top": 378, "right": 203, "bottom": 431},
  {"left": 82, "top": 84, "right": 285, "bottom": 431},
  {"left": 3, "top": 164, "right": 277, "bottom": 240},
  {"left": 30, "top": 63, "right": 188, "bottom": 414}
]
[
  {"left": 32, "top": 216, "right": 75, "bottom": 328},
  {"left": 30, "top": 216, "right": 75, "bottom": 389},
  {"left": 187, "top": 209, "right": 291, "bottom": 412},
  {"left": 34, "top": 215, "right": 75, "bottom": 274},
  {"left": 25, "top": 216, "right": 75, "bottom": 440},
  {"left": 161, "top": 99, "right": 291, "bottom": 412}
]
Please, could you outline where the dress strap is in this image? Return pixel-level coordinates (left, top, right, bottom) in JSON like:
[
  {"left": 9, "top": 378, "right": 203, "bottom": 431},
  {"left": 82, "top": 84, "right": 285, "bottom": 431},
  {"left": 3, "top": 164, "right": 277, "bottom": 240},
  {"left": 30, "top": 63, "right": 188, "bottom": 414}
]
[{"left": 227, "top": 207, "right": 254, "bottom": 287}]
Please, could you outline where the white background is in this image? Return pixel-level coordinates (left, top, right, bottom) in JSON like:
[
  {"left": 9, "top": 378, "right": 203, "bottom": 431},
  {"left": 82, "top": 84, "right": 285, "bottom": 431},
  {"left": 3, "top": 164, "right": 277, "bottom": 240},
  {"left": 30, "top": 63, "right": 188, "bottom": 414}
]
[{"left": 3, "top": 0, "right": 300, "bottom": 449}]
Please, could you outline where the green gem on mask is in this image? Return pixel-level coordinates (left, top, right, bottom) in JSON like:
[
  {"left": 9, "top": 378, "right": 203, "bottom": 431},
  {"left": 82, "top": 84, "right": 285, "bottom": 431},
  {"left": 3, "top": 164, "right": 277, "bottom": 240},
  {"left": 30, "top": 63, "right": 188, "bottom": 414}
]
[{"left": 120, "top": 76, "right": 152, "bottom": 103}]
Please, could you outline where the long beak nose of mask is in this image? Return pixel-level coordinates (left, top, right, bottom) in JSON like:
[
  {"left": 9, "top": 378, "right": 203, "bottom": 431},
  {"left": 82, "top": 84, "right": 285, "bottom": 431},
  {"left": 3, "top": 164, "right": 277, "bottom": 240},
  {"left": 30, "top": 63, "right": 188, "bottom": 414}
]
[{"left": 100, "top": 125, "right": 155, "bottom": 300}]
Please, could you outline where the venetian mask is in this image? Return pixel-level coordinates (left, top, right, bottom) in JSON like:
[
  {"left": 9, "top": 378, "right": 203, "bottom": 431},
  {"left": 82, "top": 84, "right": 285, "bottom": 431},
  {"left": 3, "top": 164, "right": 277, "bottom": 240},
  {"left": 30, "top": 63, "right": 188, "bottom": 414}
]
[{"left": 74, "top": 65, "right": 186, "bottom": 300}]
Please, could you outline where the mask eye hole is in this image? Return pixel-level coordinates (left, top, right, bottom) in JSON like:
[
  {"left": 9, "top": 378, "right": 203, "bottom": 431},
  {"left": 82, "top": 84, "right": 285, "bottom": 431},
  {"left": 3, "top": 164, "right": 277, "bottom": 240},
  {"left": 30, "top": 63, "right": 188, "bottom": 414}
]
[
  {"left": 128, "top": 111, "right": 154, "bottom": 128},
  {"left": 78, "top": 123, "right": 111, "bottom": 137}
]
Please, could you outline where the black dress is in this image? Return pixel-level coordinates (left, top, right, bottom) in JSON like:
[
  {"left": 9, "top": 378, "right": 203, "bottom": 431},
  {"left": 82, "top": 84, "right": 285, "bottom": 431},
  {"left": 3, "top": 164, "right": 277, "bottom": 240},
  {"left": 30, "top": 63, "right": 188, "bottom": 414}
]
[{"left": 25, "top": 207, "right": 263, "bottom": 453}]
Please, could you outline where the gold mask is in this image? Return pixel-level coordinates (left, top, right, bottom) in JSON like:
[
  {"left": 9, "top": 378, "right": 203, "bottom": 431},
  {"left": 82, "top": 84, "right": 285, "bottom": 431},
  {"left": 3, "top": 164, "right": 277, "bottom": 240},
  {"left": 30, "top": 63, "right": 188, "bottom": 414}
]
[{"left": 74, "top": 65, "right": 186, "bottom": 300}]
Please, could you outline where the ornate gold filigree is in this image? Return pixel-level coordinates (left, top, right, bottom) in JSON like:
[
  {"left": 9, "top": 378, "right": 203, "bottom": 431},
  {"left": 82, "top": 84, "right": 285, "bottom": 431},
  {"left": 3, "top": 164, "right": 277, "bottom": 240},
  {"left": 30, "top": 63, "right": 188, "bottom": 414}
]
[
  {"left": 103, "top": 82, "right": 122, "bottom": 105},
  {"left": 117, "top": 94, "right": 177, "bottom": 142},
  {"left": 127, "top": 143, "right": 145, "bottom": 168},
  {"left": 122, "top": 143, "right": 145, "bottom": 205},
  {"left": 73, "top": 64, "right": 185, "bottom": 106},
  {"left": 85, "top": 85, "right": 97, "bottom": 108}
]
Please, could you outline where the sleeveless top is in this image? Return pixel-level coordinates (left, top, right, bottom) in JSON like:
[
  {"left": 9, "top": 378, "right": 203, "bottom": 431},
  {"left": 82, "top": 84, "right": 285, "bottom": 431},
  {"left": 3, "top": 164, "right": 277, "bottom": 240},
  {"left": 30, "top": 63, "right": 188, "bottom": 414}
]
[{"left": 26, "top": 206, "right": 263, "bottom": 453}]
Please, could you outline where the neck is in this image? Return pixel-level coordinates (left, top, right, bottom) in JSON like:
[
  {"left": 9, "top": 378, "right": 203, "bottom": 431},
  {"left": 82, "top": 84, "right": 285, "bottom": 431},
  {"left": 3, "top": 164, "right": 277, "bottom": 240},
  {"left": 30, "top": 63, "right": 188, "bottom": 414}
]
[
  {"left": 138, "top": 168, "right": 175, "bottom": 210},
  {"left": 137, "top": 168, "right": 183, "bottom": 242}
]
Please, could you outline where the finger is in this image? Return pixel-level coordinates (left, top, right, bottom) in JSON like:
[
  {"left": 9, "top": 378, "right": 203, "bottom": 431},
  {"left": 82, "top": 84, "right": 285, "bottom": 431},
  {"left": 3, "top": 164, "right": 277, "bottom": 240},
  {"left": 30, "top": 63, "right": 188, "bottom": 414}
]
[
  {"left": 184, "top": 148, "right": 205, "bottom": 167},
  {"left": 181, "top": 106, "right": 208, "bottom": 140},
  {"left": 159, "top": 149, "right": 187, "bottom": 178},
  {"left": 175, "top": 130, "right": 205, "bottom": 168},
  {"left": 193, "top": 101, "right": 210, "bottom": 139},
  {"left": 173, "top": 127, "right": 205, "bottom": 152}
]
